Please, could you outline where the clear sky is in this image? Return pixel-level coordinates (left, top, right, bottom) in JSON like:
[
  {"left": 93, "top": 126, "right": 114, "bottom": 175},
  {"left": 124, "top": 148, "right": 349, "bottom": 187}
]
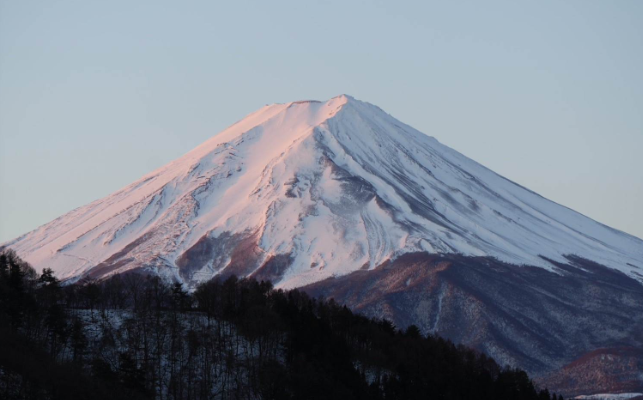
[{"left": 1, "top": 0, "right": 642, "bottom": 242}]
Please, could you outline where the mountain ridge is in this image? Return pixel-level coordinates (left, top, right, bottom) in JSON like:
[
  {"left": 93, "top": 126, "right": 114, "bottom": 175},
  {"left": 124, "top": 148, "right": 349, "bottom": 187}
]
[
  {"left": 3, "top": 94, "right": 643, "bottom": 289},
  {"left": 4, "top": 94, "right": 643, "bottom": 393}
]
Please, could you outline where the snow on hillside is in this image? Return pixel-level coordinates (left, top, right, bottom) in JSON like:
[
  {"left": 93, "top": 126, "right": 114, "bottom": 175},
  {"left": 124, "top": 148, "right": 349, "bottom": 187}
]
[
  {"left": 575, "top": 393, "right": 643, "bottom": 400},
  {"left": 3, "top": 95, "right": 643, "bottom": 288}
]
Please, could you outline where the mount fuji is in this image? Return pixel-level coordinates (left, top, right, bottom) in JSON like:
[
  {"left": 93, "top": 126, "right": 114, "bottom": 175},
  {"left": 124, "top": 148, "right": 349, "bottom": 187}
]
[
  {"left": 4, "top": 95, "right": 643, "bottom": 393},
  {"left": 5, "top": 95, "right": 642, "bottom": 286}
]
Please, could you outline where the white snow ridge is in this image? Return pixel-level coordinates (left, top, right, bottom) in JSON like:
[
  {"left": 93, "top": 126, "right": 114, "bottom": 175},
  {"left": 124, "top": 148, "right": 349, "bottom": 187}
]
[{"left": 4, "top": 95, "right": 643, "bottom": 288}]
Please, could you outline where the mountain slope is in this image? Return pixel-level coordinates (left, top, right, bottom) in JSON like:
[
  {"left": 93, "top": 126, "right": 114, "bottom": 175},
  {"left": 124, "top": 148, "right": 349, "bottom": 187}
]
[
  {"left": 4, "top": 95, "right": 642, "bottom": 289},
  {"left": 4, "top": 94, "right": 643, "bottom": 393},
  {"left": 303, "top": 252, "right": 643, "bottom": 389}
]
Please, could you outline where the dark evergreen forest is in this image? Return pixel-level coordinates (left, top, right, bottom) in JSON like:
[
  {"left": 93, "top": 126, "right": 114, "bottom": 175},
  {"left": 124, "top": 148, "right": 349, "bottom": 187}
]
[{"left": 0, "top": 249, "right": 564, "bottom": 400}]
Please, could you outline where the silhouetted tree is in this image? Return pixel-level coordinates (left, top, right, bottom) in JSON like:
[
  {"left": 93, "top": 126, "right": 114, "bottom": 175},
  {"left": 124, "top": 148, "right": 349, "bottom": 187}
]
[{"left": 0, "top": 248, "right": 561, "bottom": 400}]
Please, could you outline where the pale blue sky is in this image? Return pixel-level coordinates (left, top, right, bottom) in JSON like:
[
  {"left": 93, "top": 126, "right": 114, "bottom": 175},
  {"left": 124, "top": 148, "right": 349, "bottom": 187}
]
[{"left": 1, "top": 0, "right": 642, "bottom": 242}]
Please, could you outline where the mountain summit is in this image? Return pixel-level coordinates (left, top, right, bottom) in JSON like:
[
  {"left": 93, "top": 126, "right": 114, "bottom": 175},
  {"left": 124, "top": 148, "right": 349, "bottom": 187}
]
[
  {"left": 4, "top": 95, "right": 643, "bottom": 393},
  {"left": 4, "top": 95, "right": 643, "bottom": 288}
]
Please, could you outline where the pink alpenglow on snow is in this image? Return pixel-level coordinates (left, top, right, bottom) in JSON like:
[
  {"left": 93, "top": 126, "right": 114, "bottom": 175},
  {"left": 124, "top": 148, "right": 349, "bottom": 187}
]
[{"left": 4, "top": 95, "right": 643, "bottom": 289}]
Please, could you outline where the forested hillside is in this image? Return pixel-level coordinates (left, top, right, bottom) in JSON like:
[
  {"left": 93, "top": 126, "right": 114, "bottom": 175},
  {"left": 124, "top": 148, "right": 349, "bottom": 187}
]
[{"left": 0, "top": 249, "right": 562, "bottom": 400}]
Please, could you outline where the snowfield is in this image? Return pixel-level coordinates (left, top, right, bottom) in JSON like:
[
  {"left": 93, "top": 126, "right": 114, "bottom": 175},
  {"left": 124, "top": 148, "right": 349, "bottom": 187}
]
[{"left": 4, "top": 95, "right": 643, "bottom": 288}]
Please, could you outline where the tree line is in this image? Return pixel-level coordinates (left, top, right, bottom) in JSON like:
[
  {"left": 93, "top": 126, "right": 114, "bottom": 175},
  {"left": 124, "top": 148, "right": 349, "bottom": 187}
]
[{"left": 0, "top": 249, "right": 564, "bottom": 400}]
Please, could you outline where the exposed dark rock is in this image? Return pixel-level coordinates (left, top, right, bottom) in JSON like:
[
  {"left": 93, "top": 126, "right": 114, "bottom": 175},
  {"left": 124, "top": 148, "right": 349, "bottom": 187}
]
[
  {"left": 176, "top": 230, "right": 263, "bottom": 282},
  {"left": 250, "top": 253, "right": 293, "bottom": 283},
  {"left": 81, "top": 232, "right": 155, "bottom": 280}
]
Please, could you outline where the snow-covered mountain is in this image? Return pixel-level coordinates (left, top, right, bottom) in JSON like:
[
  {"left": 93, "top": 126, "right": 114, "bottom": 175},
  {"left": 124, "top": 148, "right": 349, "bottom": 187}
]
[
  {"left": 4, "top": 95, "right": 643, "bottom": 288},
  {"left": 5, "top": 94, "right": 643, "bottom": 394}
]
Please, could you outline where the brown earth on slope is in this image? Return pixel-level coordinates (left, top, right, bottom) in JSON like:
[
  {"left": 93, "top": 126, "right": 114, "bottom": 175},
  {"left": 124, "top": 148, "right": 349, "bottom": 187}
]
[{"left": 537, "top": 347, "right": 643, "bottom": 398}]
